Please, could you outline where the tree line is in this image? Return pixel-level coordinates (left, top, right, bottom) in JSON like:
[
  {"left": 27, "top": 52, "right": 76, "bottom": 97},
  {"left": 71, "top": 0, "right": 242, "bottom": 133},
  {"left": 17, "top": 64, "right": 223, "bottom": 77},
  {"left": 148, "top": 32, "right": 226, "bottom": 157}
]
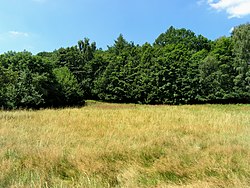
[{"left": 0, "top": 23, "right": 250, "bottom": 109}]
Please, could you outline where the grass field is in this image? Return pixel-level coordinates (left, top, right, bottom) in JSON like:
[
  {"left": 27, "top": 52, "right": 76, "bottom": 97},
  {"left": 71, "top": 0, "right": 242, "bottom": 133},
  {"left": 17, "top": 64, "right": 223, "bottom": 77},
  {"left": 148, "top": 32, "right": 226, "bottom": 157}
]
[{"left": 0, "top": 102, "right": 250, "bottom": 187}]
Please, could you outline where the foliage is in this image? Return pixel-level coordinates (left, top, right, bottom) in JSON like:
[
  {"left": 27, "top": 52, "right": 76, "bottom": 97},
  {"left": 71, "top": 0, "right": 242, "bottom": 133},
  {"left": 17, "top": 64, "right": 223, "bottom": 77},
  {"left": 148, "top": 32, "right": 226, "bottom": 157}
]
[
  {"left": 53, "top": 67, "right": 83, "bottom": 106},
  {"left": 1, "top": 23, "right": 250, "bottom": 109},
  {"left": 232, "top": 23, "right": 250, "bottom": 101},
  {"left": 0, "top": 51, "right": 59, "bottom": 109}
]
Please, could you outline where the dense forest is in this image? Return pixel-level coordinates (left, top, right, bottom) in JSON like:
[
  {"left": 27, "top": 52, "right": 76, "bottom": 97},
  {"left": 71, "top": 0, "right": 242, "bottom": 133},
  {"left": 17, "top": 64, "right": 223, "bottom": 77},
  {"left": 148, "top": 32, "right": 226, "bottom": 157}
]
[{"left": 0, "top": 23, "right": 250, "bottom": 109}]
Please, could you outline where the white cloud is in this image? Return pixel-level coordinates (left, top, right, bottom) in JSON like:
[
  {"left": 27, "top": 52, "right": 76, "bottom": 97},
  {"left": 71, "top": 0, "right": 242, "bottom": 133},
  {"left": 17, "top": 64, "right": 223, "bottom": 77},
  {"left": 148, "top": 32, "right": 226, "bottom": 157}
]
[
  {"left": 9, "top": 31, "right": 29, "bottom": 38},
  {"left": 207, "top": 0, "right": 250, "bottom": 18}
]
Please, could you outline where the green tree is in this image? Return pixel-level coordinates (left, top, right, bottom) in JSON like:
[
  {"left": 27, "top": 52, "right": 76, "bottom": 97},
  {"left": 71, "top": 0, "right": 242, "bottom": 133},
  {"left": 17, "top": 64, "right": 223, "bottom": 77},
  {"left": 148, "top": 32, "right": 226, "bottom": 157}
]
[
  {"left": 0, "top": 51, "right": 62, "bottom": 109},
  {"left": 154, "top": 26, "right": 211, "bottom": 52},
  {"left": 232, "top": 23, "right": 250, "bottom": 101},
  {"left": 55, "top": 39, "right": 96, "bottom": 98},
  {"left": 199, "top": 37, "right": 236, "bottom": 102},
  {"left": 5, "top": 69, "right": 44, "bottom": 109},
  {"left": 53, "top": 67, "right": 84, "bottom": 106},
  {"left": 95, "top": 35, "right": 132, "bottom": 102}
]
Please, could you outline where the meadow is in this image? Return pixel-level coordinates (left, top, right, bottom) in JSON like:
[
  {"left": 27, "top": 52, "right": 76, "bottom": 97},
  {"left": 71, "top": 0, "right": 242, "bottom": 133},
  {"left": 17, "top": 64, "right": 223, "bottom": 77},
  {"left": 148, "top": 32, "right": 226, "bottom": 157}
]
[{"left": 0, "top": 102, "right": 250, "bottom": 187}]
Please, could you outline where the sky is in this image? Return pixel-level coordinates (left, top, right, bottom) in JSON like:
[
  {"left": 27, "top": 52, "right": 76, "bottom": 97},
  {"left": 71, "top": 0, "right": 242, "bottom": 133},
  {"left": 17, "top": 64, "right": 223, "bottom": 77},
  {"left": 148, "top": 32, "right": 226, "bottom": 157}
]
[{"left": 0, "top": 0, "right": 250, "bottom": 54}]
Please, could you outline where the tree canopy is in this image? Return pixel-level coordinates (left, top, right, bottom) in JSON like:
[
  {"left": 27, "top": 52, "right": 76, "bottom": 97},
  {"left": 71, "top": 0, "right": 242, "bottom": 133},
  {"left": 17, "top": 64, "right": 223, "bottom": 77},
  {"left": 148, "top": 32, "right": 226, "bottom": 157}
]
[{"left": 1, "top": 23, "right": 250, "bottom": 109}]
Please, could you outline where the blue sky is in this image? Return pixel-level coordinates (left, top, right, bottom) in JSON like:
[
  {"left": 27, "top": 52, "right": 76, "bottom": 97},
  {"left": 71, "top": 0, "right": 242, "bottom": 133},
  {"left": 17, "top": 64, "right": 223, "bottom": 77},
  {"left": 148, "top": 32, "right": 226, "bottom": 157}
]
[{"left": 1, "top": 0, "right": 250, "bottom": 54}]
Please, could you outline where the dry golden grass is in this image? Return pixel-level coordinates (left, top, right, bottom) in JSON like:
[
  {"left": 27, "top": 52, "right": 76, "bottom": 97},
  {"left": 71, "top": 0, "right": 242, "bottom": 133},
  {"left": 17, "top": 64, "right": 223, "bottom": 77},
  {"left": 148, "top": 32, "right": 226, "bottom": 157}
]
[{"left": 0, "top": 102, "right": 250, "bottom": 187}]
